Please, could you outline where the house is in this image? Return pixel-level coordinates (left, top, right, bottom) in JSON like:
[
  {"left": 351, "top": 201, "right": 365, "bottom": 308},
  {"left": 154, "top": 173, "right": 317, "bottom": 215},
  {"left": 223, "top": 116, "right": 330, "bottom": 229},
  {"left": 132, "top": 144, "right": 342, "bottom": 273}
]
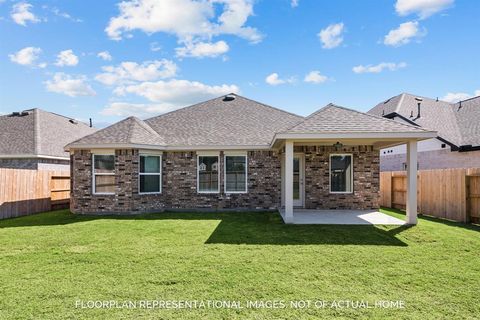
[
  {"left": 368, "top": 93, "right": 480, "bottom": 171},
  {"left": 0, "top": 108, "right": 97, "bottom": 170},
  {"left": 66, "top": 94, "right": 436, "bottom": 224}
]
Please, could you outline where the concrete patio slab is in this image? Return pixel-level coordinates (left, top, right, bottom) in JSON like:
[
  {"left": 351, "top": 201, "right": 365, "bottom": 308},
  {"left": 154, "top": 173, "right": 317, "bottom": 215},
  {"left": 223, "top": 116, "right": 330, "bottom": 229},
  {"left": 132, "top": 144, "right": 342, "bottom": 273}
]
[{"left": 279, "top": 209, "right": 405, "bottom": 225}]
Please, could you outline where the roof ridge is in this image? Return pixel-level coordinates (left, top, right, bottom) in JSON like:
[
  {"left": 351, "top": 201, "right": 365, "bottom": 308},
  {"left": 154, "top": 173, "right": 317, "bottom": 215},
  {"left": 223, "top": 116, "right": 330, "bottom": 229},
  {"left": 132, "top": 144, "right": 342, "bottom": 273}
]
[
  {"left": 145, "top": 93, "right": 304, "bottom": 124},
  {"left": 233, "top": 94, "right": 304, "bottom": 119},
  {"left": 130, "top": 116, "right": 162, "bottom": 138},
  {"left": 27, "top": 108, "right": 92, "bottom": 128},
  {"left": 334, "top": 103, "right": 433, "bottom": 132},
  {"left": 67, "top": 116, "right": 133, "bottom": 146}
]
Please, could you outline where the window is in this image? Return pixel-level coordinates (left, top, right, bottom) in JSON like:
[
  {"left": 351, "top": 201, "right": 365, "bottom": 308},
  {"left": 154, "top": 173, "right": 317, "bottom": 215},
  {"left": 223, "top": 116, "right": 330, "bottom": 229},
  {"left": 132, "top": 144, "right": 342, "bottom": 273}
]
[
  {"left": 93, "top": 154, "right": 115, "bottom": 194},
  {"left": 198, "top": 155, "right": 219, "bottom": 193},
  {"left": 330, "top": 154, "right": 353, "bottom": 193},
  {"left": 225, "top": 155, "right": 247, "bottom": 193},
  {"left": 139, "top": 155, "right": 161, "bottom": 194}
]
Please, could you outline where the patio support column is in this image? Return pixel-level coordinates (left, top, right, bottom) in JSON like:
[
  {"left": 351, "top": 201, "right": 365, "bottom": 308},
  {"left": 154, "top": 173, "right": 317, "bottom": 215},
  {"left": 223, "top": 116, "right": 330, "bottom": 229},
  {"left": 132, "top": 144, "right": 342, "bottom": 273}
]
[
  {"left": 406, "top": 140, "right": 418, "bottom": 225},
  {"left": 284, "top": 140, "right": 294, "bottom": 223}
]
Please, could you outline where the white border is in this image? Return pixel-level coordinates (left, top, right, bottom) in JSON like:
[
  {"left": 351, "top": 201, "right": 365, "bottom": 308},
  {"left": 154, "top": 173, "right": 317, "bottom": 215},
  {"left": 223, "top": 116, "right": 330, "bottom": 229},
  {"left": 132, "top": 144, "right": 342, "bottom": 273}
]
[
  {"left": 224, "top": 154, "right": 248, "bottom": 194},
  {"left": 139, "top": 154, "right": 162, "bottom": 195},
  {"left": 329, "top": 153, "right": 353, "bottom": 194},
  {"left": 197, "top": 154, "right": 220, "bottom": 194},
  {"left": 92, "top": 154, "right": 115, "bottom": 195}
]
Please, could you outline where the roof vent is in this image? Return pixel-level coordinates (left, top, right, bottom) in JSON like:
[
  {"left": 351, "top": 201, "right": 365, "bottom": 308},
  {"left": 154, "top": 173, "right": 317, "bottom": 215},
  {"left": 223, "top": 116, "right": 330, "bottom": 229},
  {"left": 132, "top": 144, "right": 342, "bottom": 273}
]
[
  {"left": 11, "top": 112, "right": 20, "bottom": 116},
  {"left": 69, "top": 119, "right": 78, "bottom": 124},
  {"left": 414, "top": 97, "right": 423, "bottom": 102},
  {"left": 21, "top": 111, "right": 30, "bottom": 116},
  {"left": 223, "top": 94, "right": 236, "bottom": 102}
]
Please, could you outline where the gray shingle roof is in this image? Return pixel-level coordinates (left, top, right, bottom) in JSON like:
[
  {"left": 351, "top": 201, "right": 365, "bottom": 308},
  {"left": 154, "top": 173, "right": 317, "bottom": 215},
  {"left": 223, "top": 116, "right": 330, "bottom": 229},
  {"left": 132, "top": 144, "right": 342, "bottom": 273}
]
[
  {"left": 282, "top": 103, "right": 431, "bottom": 134},
  {"left": 368, "top": 93, "right": 480, "bottom": 147},
  {"left": 144, "top": 94, "right": 304, "bottom": 146},
  {"left": 68, "top": 116, "right": 166, "bottom": 146},
  {"left": 67, "top": 94, "right": 436, "bottom": 150},
  {"left": 453, "top": 96, "right": 480, "bottom": 146},
  {"left": 0, "top": 109, "right": 96, "bottom": 158}
]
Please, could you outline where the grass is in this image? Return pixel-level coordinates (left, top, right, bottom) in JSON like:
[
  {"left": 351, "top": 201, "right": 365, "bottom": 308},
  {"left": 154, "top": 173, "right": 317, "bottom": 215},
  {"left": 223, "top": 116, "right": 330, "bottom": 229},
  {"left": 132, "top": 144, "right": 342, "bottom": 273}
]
[{"left": 0, "top": 208, "right": 479, "bottom": 319}]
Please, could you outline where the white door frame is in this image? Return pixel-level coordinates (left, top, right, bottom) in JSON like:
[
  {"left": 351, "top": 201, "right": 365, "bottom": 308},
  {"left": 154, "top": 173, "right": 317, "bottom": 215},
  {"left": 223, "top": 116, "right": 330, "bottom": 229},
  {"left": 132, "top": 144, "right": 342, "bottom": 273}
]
[{"left": 293, "top": 153, "right": 305, "bottom": 207}]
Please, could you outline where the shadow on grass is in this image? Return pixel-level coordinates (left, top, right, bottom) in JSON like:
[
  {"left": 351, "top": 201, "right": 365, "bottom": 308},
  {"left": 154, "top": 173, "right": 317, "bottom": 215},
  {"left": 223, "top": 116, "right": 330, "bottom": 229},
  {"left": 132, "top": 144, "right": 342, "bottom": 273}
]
[
  {"left": 0, "top": 209, "right": 412, "bottom": 246},
  {"left": 380, "top": 207, "right": 480, "bottom": 232}
]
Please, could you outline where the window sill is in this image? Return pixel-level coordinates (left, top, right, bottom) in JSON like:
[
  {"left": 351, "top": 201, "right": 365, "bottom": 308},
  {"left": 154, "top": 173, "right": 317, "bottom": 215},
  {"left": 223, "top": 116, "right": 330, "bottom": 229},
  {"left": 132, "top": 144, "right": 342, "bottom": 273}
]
[
  {"left": 197, "top": 191, "right": 220, "bottom": 194},
  {"left": 139, "top": 192, "right": 162, "bottom": 195},
  {"left": 225, "top": 191, "right": 248, "bottom": 194},
  {"left": 329, "top": 191, "right": 354, "bottom": 194}
]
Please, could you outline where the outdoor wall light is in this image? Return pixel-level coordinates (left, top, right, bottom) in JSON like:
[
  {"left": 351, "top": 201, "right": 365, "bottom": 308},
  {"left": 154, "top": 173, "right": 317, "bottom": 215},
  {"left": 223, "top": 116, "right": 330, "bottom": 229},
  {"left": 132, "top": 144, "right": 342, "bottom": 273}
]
[{"left": 333, "top": 141, "right": 343, "bottom": 149}]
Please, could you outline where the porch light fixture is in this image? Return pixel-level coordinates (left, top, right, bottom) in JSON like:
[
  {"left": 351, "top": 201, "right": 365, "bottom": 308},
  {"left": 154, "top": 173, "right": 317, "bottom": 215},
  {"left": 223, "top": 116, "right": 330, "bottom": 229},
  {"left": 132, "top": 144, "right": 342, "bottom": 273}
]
[{"left": 333, "top": 141, "right": 343, "bottom": 149}]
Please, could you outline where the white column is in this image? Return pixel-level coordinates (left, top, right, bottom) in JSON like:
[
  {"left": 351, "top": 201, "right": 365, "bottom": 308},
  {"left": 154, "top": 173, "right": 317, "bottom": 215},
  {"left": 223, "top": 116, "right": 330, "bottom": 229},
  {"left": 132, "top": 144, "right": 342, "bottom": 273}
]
[
  {"left": 284, "top": 140, "right": 294, "bottom": 223},
  {"left": 406, "top": 140, "right": 418, "bottom": 225}
]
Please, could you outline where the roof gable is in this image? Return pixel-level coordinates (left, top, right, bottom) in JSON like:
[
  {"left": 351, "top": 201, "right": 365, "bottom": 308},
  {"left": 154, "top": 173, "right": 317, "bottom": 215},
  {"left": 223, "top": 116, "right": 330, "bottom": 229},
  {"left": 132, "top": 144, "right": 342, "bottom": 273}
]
[
  {"left": 68, "top": 116, "right": 165, "bottom": 147},
  {"left": 282, "top": 103, "right": 430, "bottom": 134}
]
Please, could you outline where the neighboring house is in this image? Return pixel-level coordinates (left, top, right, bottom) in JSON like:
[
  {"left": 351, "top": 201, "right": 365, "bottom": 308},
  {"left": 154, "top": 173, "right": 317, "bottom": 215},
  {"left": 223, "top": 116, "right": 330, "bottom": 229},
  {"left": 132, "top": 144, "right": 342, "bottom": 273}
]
[
  {"left": 66, "top": 94, "right": 435, "bottom": 223},
  {"left": 0, "top": 108, "right": 97, "bottom": 170},
  {"left": 368, "top": 93, "right": 480, "bottom": 171}
]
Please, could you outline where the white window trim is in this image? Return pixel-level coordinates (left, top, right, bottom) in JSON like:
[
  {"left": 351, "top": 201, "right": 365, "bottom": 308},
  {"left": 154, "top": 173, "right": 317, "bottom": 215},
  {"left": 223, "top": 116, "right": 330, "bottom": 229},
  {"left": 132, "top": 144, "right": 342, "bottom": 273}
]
[
  {"left": 197, "top": 154, "right": 220, "bottom": 194},
  {"left": 92, "top": 154, "right": 115, "bottom": 195},
  {"left": 329, "top": 153, "right": 353, "bottom": 194},
  {"left": 224, "top": 154, "right": 248, "bottom": 194},
  {"left": 139, "top": 154, "right": 162, "bottom": 195}
]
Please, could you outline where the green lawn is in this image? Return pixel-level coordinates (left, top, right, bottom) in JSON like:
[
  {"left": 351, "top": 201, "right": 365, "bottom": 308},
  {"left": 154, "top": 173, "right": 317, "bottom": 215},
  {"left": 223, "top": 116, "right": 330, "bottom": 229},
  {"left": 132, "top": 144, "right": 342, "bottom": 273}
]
[{"left": 0, "top": 209, "right": 479, "bottom": 319}]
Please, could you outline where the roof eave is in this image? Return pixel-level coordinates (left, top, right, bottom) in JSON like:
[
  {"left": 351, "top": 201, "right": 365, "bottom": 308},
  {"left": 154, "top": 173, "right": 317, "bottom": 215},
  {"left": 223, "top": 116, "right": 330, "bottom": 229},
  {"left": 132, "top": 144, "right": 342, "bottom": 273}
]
[
  {"left": 271, "top": 131, "right": 438, "bottom": 146},
  {"left": 66, "top": 143, "right": 272, "bottom": 152}
]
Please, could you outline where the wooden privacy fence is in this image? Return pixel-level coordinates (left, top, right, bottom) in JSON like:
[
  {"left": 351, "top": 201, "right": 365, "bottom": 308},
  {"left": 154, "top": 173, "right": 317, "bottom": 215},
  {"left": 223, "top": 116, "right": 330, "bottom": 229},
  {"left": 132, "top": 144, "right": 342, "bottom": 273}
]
[
  {"left": 0, "top": 168, "right": 70, "bottom": 219},
  {"left": 380, "top": 168, "right": 480, "bottom": 223}
]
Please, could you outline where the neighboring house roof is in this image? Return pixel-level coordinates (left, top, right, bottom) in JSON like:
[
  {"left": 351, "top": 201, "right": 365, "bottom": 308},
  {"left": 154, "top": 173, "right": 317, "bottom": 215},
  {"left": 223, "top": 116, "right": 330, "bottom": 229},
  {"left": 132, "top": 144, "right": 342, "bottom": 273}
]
[
  {"left": 452, "top": 96, "right": 480, "bottom": 147},
  {"left": 67, "top": 94, "right": 435, "bottom": 151},
  {"left": 280, "top": 104, "right": 431, "bottom": 134},
  {"left": 68, "top": 116, "right": 166, "bottom": 147},
  {"left": 0, "top": 108, "right": 96, "bottom": 159},
  {"left": 368, "top": 93, "right": 480, "bottom": 149}
]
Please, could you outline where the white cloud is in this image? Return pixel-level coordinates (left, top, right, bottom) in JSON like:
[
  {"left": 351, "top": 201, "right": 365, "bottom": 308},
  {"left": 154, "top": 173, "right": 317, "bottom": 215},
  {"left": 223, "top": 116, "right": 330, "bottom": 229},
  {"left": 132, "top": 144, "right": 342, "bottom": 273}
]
[
  {"left": 101, "top": 102, "right": 178, "bottom": 117},
  {"left": 51, "top": 7, "right": 82, "bottom": 22},
  {"left": 97, "top": 51, "right": 112, "bottom": 61},
  {"left": 304, "top": 70, "right": 328, "bottom": 84},
  {"left": 352, "top": 62, "right": 407, "bottom": 74},
  {"left": 150, "top": 42, "right": 161, "bottom": 52},
  {"left": 291, "top": 0, "right": 299, "bottom": 8},
  {"left": 318, "top": 23, "right": 344, "bottom": 49},
  {"left": 11, "top": 2, "right": 39, "bottom": 26},
  {"left": 9, "top": 46, "right": 45, "bottom": 67},
  {"left": 176, "top": 40, "right": 229, "bottom": 58},
  {"left": 265, "top": 73, "right": 295, "bottom": 86},
  {"left": 384, "top": 21, "right": 425, "bottom": 47},
  {"left": 442, "top": 89, "right": 480, "bottom": 103},
  {"left": 45, "top": 73, "right": 96, "bottom": 97},
  {"left": 55, "top": 49, "right": 79, "bottom": 66},
  {"left": 113, "top": 79, "right": 239, "bottom": 105},
  {"left": 95, "top": 59, "right": 177, "bottom": 86},
  {"left": 395, "top": 0, "right": 454, "bottom": 19},
  {"left": 105, "top": 0, "right": 262, "bottom": 44}
]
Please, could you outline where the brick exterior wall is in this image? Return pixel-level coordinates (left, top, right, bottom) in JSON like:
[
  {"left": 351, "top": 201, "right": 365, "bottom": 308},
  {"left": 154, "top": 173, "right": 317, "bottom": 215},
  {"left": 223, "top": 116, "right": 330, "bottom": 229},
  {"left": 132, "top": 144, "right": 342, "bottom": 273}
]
[
  {"left": 296, "top": 145, "right": 380, "bottom": 210},
  {"left": 70, "top": 146, "right": 380, "bottom": 214},
  {"left": 0, "top": 158, "right": 69, "bottom": 170},
  {"left": 380, "top": 149, "right": 480, "bottom": 171},
  {"left": 70, "top": 149, "right": 281, "bottom": 214}
]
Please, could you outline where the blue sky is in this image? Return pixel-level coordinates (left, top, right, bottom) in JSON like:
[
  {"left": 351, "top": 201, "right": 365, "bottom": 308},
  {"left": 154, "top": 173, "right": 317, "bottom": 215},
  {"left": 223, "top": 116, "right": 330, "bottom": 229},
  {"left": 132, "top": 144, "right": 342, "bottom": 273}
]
[{"left": 1, "top": 0, "right": 479, "bottom": 127}]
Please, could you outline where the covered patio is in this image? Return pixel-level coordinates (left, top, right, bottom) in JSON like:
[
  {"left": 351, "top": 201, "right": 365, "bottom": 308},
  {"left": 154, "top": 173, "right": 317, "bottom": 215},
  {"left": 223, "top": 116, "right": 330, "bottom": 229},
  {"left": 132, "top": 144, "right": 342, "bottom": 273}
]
[
  {"left": 279, "top": 209, "right": 405, "bottom": 225},
  {"left": 272, "top": 104, "right": 437, "bottom": 225}
]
